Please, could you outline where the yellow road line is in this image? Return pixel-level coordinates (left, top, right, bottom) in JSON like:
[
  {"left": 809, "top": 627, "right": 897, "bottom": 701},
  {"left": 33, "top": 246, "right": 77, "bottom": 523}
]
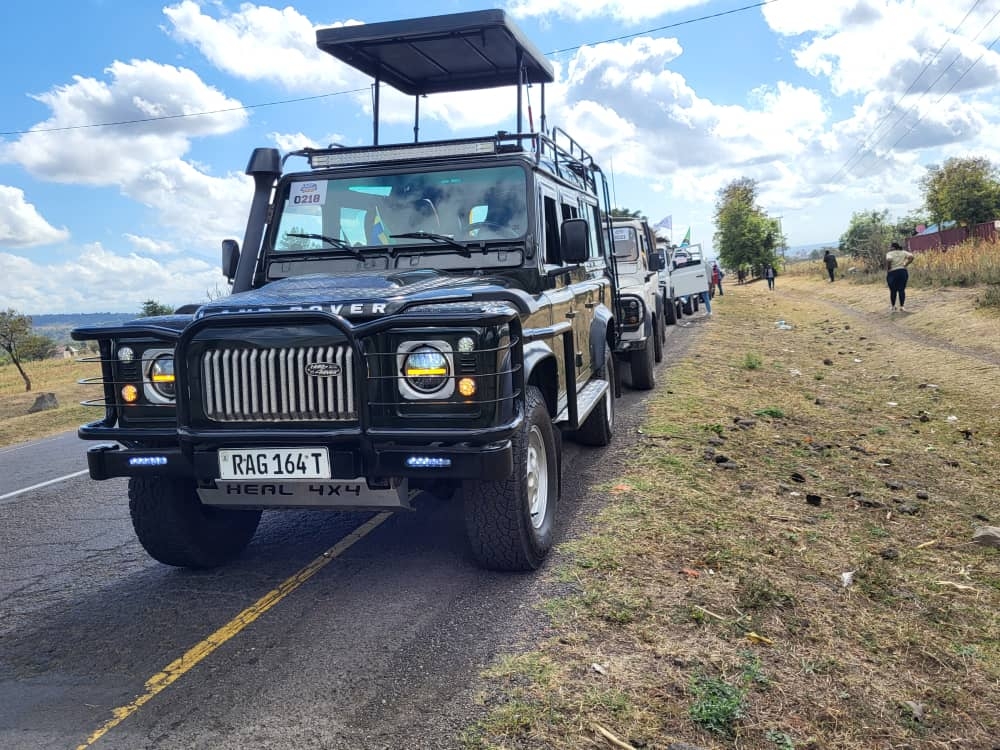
[{"left": 77, "top": 512, "right": 392, "bottom": 749}]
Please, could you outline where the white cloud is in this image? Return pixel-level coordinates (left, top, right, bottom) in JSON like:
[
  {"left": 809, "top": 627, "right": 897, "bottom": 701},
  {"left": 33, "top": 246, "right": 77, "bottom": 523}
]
[
  {"left": 766, "top": 0, "right": 1000, "bottom": 98},
  {"left": 123, "top": 233, "right": 179, "bottom": 255},
  {"left": 164, "top": 2, "right": 526, "bottom": 133},
  {"left": 269, "top": 131, "right": 348, "bottom": 152},
  {"left": 0, "top": 185, "right": 70, "bottom": 248},
  {"left": 1, "top": 59, "right": 247, "bottom": 185},
  {"left": 506, "top": 0, "right": 709, "bottom": 23},
  {"left": 0, "top": 244, "right": 225, "bottom": 314},
  {"left": 122, "top": 160, "right": 253, "bottom": 247},
  {"left": 164, "top": 1, "right": 366, "bottom": 91}
]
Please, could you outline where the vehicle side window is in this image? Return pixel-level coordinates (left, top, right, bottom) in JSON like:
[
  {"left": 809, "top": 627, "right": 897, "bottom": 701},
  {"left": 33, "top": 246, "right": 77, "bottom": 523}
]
[
  {"left": 543, "top": 195, "right": 560, "bottom": 264},
  {"left": 587, "top": 204, "right": 602, "bottom": 260}
]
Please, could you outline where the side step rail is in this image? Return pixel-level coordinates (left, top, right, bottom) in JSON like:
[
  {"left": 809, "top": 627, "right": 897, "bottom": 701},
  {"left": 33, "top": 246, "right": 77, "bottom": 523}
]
[{"left": 555, "top": 379, "right": 610, "bottom": 426}]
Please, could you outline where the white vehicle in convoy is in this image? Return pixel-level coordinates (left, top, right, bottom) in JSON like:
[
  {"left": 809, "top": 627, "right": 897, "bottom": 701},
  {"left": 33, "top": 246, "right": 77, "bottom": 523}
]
[
  {"left": 660, "top": 242, "right": 710, "bottom": 320},
  {"left": 606, "top": 217, "right": 666, "bottom": 390}
]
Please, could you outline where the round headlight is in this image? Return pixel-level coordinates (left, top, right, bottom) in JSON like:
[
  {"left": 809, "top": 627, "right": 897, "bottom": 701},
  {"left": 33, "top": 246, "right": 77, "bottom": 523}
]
[
  {"left": 403, "top": 346, "right": 450, "bottom": 393},
  {"left": 149, "top": 355, "right": 176, "bottom": 399}
]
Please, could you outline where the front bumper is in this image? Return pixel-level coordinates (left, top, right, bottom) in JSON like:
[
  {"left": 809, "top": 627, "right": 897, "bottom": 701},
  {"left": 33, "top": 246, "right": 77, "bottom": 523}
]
[{"left": 84, "top": 438, "right": 513, "bottom": 483}]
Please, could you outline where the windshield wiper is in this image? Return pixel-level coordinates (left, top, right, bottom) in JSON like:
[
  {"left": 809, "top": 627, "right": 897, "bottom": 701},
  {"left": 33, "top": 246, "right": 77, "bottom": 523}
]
[
  {"left": 389, "top": 231, "right": 472, "bottom": 258},
  {"left": 285, "top": 232, "right": 368, "bottom": 261}
]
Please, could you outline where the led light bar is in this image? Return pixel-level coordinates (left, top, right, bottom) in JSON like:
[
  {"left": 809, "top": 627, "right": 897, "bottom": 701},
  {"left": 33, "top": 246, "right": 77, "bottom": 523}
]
[
  {"left": 309, "top": 139, "right": 499, "bottom": 168},
  {"left": 405, "top": 456, "right": 453, "bottom": 469},
  {"left": 129, "top": 456, "right": 169, "bottom": 466}
]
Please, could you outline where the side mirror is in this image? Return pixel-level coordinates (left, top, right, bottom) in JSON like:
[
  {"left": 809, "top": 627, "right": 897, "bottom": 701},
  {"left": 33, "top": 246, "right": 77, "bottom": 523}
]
[
  {"left": 560, "top": 218, "right": 590, "bottom": 264},
  {"left": 222, "top": 239, "right": 240, "bottom": 282},
  {"left": 649, "top": 251, "right": 666, "bottom": 272}
]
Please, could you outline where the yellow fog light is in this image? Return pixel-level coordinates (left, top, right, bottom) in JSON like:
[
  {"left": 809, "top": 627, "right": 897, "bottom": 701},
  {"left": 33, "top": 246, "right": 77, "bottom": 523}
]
[
  {"left": 121, "top": 384, "right": 139, "bottom": 403},
  {"left": 457, "top": 377, "right": 476, "bottom": 397}
]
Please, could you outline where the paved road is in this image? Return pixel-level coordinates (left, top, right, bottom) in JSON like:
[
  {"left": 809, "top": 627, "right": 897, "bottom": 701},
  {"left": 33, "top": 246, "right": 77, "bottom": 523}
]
[
  {"left": 0, "top": 431, "right": 90, "bottom": 503},
  {"left": 0, "top": 317, "right": 706, "bottom": 750}
]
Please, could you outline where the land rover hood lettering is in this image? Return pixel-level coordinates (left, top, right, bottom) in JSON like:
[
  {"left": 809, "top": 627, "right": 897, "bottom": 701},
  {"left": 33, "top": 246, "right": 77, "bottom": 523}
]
[
  {"left": 305, "top": 362, "right": 342, "bottom": 377},
  {"left": 192, "top": 270, "right": 522, "bottom": 319}
]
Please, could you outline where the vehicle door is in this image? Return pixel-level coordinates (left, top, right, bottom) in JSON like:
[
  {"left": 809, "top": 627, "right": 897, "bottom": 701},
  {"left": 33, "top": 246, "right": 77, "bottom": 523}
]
[
  {"left": 562, "top": 191, "right": 598, "bottom": 382},
  {"left": 537, "top": 183, "right": 571, "bottom": 402}
]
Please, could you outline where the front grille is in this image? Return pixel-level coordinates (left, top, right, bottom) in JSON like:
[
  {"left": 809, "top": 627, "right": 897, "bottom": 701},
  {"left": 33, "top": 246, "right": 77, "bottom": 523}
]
[{"left": 201, "top": 345, "right": 356, "bottom": 422}]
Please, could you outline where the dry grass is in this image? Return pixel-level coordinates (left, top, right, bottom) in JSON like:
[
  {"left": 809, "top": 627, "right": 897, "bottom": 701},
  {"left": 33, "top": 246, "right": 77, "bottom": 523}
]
[
  {"left": 786, "top": 239, "right": 1000, "bottom": 301},
  {"left": 465, "top": 278, "right": 1000, "bottom": 749},
  {"left": 0, "top": 357, "right": 102, "bottom": 447}
]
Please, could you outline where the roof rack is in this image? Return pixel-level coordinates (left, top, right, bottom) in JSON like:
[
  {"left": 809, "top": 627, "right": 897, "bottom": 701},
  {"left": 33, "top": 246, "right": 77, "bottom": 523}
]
[
  {"left": 316, "top": 9, "right": 554, "bottom": 145},
  {"left": 286, "top": 129, "right": 601, "bottom": 194}
]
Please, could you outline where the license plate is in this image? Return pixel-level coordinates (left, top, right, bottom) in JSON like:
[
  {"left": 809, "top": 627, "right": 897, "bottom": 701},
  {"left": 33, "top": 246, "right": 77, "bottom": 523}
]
[{"left": 218, "top": 447, "right": 331, "bottom": 480}]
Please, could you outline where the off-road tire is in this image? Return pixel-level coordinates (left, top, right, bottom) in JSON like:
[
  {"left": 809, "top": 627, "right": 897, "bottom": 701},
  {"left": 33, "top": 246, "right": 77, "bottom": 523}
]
[
  {"left": 463, "top": 386, "right": 558, "bottom": 571},
  {"left": 682, "top": 297, "right": 694, "bottom": 315},
  {"left": 575, "top": 344, "right": 615, "bottom": 447},
  {"left": 665, "top": 297, "right": 677, "bottom": 325},
  {"left": 128, "top": 477, "right": 262, "bottom": 569},
  {"left": 653, "top": 313, "right": 664, "bottom": 363},
  {"left": 630, "top": 340, "right": 656, "bottom": 390},
  {"left": 676, "top": 299, "right": 684, "bottom": 319}
]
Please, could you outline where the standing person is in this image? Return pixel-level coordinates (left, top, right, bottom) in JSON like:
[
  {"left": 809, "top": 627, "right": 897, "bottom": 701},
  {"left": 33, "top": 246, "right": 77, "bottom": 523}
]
[
  {"left": 764, "top": 264, "right": 776, "bottom": 290},
  {"left": 823, "top": 250, "right": 838, "bottom": 282},
  {"left": 711, "top": 262, "right": 724, "bottom": 296},
  {"left": 885, "top": 241, "right": 915, "bottom": 312},
  {"left": 737, "top": 267, "right": 746, "bottom": 285},
  {"left": 700, "top": 289, "right": 712, "bottom": 316}
]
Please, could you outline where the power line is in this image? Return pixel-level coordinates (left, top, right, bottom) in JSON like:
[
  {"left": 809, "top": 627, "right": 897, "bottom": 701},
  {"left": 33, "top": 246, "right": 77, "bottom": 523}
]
[
  {"left": 828, "top": 0, "right": 985, "bottom": 184},
  {"left": 834, "top": 3, "right": 1000, "bottom": 182},
  {"left": 850, "top": 6, "right": 1000, "bottom": 177},
  {"left": 0, "top": 0, "right": 781, "bottom": 137},
  {"left": 547, "top": 0, "right": 781, "bottom": 55},
  {"left": 883, "top": 30, "right": 1000, "bottom": 154},
  {"left": 0, "top": 88, "right": 368, "bottom": 136}
]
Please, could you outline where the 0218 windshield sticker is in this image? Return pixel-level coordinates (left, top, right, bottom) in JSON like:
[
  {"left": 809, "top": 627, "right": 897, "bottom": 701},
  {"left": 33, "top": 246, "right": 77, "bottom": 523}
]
[{"left": 290, "top": 180, "right": 328, "bottom": 207}]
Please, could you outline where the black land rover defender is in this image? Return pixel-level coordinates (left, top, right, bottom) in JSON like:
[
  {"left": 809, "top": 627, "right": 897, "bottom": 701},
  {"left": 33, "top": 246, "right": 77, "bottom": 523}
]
[{"left": 72, "top": 10, "right": 622, "bottom": 572}]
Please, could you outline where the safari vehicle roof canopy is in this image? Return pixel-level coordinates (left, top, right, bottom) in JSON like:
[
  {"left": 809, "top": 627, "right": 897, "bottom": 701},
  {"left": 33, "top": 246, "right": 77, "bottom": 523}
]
[{"left": 316, "top": 9, "right": 555, "bottom": 143}]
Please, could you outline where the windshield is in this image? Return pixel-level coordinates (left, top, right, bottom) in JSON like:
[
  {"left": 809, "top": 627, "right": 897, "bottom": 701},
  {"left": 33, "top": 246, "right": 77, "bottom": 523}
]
[
  {"left": 611, "top": 226, "right": 640, "bottom": 261},
  {"left": 271, "top": 165, "right": 528, "bottom": 253}
]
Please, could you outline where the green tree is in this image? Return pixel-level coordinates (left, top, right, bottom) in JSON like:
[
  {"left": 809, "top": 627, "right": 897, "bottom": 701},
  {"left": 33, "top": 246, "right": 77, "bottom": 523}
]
[
  {"left": 838, "top": 209, "right": 895, "bottom": 271},
  {"left": 895, "top": 210, "right": 929, "bottom": 240},
  {"left": 0, "top": 308, "right": 35, "bottom": 391},
  {"left": 140, "top": 299, "right": 174, "bottom": 317},
  {"left": 18, "top": 333, "right": 58, "bottom": 361},
  {"left": 919, "top": 156, "right": 1000, "bottom": 230},
  {"left": 278, "top": 225, "right": 314, "bottom": 251},
  {"left": 713, "top": 177, "right": 781, "bottom": 274},
  {"left": 609, "top": 207, "right": 646, "bottom": 220}
]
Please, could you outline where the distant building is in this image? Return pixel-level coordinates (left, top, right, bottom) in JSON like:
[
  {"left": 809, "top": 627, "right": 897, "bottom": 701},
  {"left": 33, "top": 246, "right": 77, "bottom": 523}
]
[{"left": 907, "top": 219, "right": 999, "bottom": 252}]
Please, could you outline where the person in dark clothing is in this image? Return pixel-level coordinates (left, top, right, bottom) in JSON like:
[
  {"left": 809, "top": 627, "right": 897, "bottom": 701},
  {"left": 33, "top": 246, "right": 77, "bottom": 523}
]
[
  {"left": 764, "top": 264, "right": 776, "bottom": 290},
  {"left": 885, "top": 241, "right": 915, "bottom": 312},
  {"left": 823, "top": 250, "right": 838, "bottom": 282},
  {"left": 711, "top": 262, "right": 724, "bottom": 295}
]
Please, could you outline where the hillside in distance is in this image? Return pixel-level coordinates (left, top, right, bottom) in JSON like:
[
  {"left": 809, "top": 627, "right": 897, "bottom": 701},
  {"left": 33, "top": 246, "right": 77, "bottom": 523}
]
[{"left": 29, "top": 313, "right": 135, "bottom": 345}]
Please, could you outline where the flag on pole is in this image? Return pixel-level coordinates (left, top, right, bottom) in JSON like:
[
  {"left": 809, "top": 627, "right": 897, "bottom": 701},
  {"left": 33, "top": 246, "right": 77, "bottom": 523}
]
[
  {"left": 655, "top": 215, "right": 672, "bottom": 231},
  {"left": 372, "top": 206, "right": 391, "bottom": 244},
  {"left": 680, "top": 227, "right": 691, "bottom": 246}
]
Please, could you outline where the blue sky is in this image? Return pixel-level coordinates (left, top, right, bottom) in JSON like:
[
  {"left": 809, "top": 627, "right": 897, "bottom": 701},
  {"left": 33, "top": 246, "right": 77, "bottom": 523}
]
[{"left": 2, "top": 0, "right": 999, "bottom": 313}]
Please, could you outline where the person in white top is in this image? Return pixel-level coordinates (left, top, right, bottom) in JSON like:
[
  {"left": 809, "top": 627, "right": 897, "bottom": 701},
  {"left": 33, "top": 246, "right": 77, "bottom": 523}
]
[{"left": 885, "top": 241, "right": 915, "bottom": 312}]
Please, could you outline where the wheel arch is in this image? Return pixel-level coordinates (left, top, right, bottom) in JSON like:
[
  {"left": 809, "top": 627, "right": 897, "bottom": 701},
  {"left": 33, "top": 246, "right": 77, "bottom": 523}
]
[{"left": 524, "top": 344, "right": 558, "bottom": 417}]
